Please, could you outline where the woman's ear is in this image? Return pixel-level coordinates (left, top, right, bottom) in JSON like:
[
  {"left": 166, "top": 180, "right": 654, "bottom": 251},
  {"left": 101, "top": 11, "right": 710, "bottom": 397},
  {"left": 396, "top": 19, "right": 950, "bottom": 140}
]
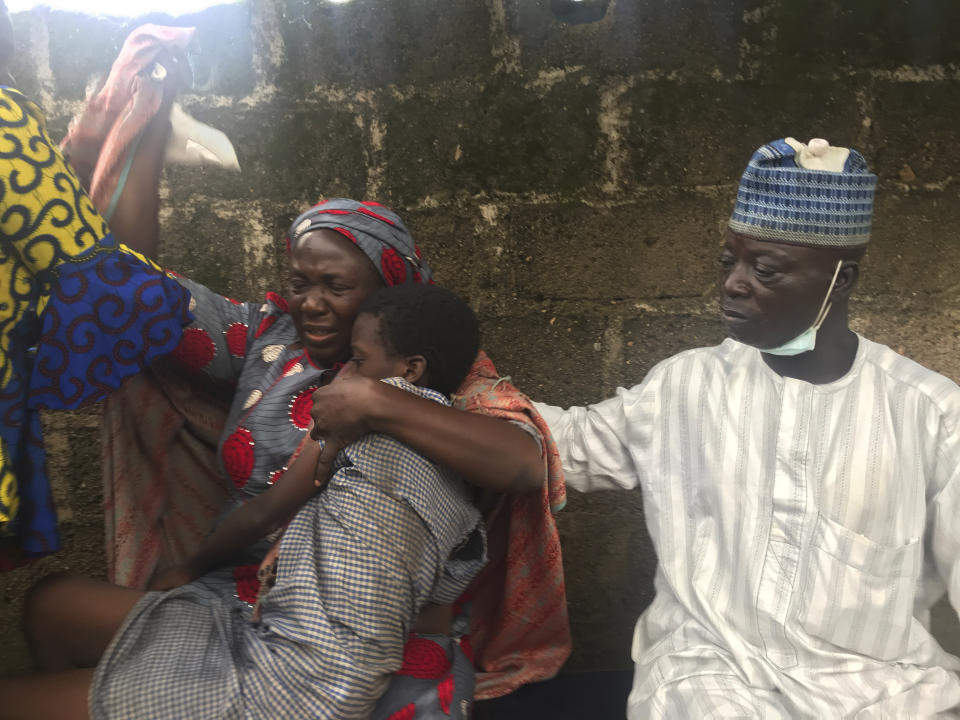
[{"left": 402, "top": 355, "right": 427, "bottom": 385}]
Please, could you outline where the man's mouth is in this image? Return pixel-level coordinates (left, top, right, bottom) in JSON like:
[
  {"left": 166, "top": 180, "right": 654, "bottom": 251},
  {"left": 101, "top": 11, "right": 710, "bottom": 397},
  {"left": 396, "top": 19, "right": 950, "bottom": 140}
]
[{"left": 720, "top": 305, "right": 749, "bottom": 322}]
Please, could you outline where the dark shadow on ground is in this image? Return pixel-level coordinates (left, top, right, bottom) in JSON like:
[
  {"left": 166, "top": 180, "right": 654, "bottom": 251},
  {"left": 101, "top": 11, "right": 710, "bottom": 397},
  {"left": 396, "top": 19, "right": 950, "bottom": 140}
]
[{"left": 474, "top": 670, "right": 633, "bottom": 720}]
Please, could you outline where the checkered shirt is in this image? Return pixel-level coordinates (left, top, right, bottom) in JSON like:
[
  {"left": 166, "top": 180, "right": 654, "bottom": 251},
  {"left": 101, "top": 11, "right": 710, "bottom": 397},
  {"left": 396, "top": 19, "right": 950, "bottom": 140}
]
[{"left": 90, "top": 378, "right": 485, "bottom": 720}]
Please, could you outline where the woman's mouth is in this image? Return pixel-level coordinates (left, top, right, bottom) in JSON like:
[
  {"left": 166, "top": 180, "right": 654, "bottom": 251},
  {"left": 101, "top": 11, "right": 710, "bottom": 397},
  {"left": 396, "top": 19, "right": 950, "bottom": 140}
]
[{"left": 302, "top": 327, "right": 337, "bottom": 344}]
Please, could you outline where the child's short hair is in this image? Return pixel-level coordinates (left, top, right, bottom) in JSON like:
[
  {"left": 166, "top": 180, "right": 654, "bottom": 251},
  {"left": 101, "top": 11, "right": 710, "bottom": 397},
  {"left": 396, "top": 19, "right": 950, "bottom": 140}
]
[{"left": 357, "top": 284, "right": 479, "bottom": 397}]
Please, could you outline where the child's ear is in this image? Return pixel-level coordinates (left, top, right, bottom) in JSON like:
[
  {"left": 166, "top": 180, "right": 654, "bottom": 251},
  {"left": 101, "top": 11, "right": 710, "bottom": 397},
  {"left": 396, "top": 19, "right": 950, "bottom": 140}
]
[{"left": 403, "top": 355, "right": 427, "bottom": 385}]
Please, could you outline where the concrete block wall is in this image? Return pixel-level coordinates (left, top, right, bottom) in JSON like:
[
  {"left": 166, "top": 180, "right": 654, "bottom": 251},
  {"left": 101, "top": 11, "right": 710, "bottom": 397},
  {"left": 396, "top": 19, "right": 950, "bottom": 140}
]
[{"left": 2, "top": 0, "right": 960, "bottom": 673}]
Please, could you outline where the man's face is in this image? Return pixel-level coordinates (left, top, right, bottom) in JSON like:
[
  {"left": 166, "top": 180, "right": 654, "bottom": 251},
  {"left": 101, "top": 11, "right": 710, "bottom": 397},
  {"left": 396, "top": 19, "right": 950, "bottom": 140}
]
[
  {"left": 717, "top": 230, "right": 840, "bottom": 349},
  {"left": 288, "top": 229, "right": 382, "bottom": 366}
]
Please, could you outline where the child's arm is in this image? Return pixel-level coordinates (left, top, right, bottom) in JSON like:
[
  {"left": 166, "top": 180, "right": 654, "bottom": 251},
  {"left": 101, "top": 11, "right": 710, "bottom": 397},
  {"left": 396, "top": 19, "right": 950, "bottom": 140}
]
[{"left": 150, "top": 439, "right": 340, "bottom": 590}]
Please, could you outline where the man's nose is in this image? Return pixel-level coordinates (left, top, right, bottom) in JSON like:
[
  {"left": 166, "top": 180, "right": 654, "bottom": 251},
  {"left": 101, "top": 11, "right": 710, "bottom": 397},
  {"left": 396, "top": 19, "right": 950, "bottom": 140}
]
[{"left": 721, "top": 263, "right": 749, "bottom": 297}]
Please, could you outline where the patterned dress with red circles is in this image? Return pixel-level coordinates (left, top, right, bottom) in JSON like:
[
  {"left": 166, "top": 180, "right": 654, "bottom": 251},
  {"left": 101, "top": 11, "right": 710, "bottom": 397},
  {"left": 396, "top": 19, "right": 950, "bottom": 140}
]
[{"left": 168, "top": 277, "right": 329, "bottom": 515}]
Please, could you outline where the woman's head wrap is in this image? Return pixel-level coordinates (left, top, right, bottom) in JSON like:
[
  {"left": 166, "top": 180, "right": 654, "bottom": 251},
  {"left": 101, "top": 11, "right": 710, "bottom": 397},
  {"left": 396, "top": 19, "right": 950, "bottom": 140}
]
[
  {"left": 287, "top": 199, "right": 433, "bottom": 286},
  {"left": 729, "top": 137, "right": 877, "bottom": 248}
]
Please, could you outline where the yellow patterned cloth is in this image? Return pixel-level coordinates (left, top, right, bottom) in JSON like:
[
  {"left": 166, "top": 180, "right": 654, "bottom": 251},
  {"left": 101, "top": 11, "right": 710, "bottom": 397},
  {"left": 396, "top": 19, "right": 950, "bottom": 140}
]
[{"left": 0, "top": 86, "right": 191, "bottom": 563}]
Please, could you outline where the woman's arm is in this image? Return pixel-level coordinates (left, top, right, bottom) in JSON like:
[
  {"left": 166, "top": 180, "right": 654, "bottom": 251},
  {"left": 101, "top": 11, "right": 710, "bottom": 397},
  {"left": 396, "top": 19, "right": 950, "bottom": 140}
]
[
  {"left": 153, "top": 439, "right": 336, "bottom": 587},
  {"left": 309, "top": 376, "right": 544, "bottom": 494}
]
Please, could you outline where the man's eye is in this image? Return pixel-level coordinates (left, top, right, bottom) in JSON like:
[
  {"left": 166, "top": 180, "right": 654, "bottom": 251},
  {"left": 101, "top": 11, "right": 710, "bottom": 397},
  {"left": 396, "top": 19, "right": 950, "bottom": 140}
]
[
  {"left": 754, "top": 265, "right": 776, "bottom": 279},
  {"left": 718, "top": 255, "right": 734, "bottom": 269}
]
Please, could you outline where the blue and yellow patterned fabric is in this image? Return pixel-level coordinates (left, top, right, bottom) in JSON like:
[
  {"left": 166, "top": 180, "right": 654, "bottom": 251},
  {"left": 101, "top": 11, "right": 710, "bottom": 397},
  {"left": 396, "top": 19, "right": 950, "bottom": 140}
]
[{"left": 0, "top": 86, "right": 192, "bottom": 563}]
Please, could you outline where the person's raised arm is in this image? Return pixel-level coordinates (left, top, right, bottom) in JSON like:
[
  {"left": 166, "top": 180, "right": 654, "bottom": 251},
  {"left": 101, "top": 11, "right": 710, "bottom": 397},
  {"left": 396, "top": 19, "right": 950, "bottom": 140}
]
[
  {"left": 310, "top": 376, "right": 544, "bottom": 494},
  {"left": 150, "top": 438, "right": 337, "bottom": 589},
  {"left": 105, "top": 94, "right": 173, "bottom": 260}
]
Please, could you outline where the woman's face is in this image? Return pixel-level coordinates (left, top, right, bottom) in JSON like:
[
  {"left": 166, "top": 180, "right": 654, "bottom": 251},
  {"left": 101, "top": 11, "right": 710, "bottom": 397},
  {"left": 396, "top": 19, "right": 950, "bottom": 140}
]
[{"left": 288, "top": 229, "right": 382, "bottom": 366}]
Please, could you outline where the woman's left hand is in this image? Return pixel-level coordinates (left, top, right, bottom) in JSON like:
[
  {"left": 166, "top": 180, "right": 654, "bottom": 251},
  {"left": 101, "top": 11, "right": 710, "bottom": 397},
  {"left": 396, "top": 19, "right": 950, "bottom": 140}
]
[{"left": 309, "top": 369, "right": 381, "bottom": 463}]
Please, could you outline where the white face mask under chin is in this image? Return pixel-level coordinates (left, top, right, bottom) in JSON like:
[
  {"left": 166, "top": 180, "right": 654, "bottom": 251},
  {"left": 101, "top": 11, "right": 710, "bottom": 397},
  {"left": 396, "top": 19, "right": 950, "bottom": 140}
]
[{"left": 761, "top": 260, "right": 843, "bottom": 357}]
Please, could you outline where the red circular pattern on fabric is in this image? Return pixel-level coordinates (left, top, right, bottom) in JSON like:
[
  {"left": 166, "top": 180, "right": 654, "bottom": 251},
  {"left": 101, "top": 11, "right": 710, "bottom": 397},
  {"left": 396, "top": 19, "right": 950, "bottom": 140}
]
[
  {"left": 226, "top": 322, "right": 248, "bottom": 357},
  {"left": 333, "top": 226, "right": 357, "bottom": 244},
  {"left": 282, "top": 356, "right": 302, "bottom": 375},
  {"left": 437, "top": 674, "right": 454, "bottom": 715},
  {"left": 171, "top": 328, "right": 216, "bottom": 369},
  {"left": 386, "top": 704, "right": 415, "bottom": 720},
  {"left": 226, "top": 297, "right": 242, "bottom": 305},
  {"left": 361, "top": 201, "right": 386, "bottom": 208},
  {"left": 255, "top": 315, "right": 277, "bottom": 339},
  {"left": 289, "top": 387, "right": 318, "bottom": 429},
  {"left": 268, "top": 468, "right": 285, "bottom": 485},
  {"left": 266, "top": 291, "right": 289, "bottom": 312},
  {"left": 396, "top": 636, "right": 452, "bottom": 679},
  {"left": 222, "top": 427, "right": 255, "bottom": 488},
  {"left": 233, "top": 564, "right": 261, "bottom": 604},
  {"left": 381, "top": 248, "right": 407, "bottom": 286},
  {"left": 413, "top": 269, "right": 422, "bottom": 284}
]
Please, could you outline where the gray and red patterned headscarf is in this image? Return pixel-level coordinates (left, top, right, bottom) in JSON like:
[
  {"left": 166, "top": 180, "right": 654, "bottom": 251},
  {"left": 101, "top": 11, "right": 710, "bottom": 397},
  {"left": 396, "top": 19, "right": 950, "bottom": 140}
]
[{"left": 287, "top": 199, "right": 433, "bottom": 286}]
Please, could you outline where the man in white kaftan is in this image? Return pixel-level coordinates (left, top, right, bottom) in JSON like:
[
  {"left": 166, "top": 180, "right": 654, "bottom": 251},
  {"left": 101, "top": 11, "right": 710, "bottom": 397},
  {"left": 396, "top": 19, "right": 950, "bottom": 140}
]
[{"left": 536, "top": 138, "right": 960, "bottom": 718}]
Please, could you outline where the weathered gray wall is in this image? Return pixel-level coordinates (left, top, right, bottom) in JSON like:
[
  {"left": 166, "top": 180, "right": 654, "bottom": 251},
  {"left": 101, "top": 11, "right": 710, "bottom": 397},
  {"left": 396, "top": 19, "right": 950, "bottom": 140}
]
[{"left": 2, "top": 0, "right": 960, "bottom": 674}]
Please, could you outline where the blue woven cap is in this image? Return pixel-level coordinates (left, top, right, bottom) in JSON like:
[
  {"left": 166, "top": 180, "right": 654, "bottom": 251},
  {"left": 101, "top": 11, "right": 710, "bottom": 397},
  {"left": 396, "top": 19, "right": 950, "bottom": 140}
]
[{"left": 728, "top": 137, "right": 877, "bottom": 247}]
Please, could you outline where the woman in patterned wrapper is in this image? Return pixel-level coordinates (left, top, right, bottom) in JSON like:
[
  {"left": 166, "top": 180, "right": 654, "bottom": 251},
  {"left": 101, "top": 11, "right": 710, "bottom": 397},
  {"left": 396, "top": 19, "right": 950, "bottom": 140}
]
[
  {"left": 0, "top": 283, "right": 492, "bottom": 719},
  {"left": 0, "top": 22, "right": 571, "bottom": 719}
]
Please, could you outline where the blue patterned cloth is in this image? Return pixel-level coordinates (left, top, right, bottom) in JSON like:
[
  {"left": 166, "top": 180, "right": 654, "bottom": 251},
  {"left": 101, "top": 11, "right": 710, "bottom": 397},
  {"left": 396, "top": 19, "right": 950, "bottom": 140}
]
[
  {"left": 729, "top": 138, "right": 877, "bottom": 247},
  {"left": 0, "top": 86, "right": 192, "bottom": 562},
  {"left": 90, "top": 378, "right": 485, "bottom": 720}
]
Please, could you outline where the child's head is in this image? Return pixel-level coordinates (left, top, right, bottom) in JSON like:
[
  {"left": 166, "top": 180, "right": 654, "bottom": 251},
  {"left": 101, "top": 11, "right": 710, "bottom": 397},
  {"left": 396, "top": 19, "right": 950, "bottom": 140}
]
[{"left": 347, "top": 284, "right": 479, "bottom": 396}]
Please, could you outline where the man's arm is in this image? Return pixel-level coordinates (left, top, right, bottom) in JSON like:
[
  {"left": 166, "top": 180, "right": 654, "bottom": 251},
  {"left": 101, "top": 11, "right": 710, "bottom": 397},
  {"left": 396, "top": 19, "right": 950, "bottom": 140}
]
[
  {"left": 151, "top": 439, "right": 337, "bottom": 588},
  {"left": 929, "top": 414, "right": 960, "bottom": 618},
  {"left": 533, "top": 385, "right": 646, "bottom": 493}
]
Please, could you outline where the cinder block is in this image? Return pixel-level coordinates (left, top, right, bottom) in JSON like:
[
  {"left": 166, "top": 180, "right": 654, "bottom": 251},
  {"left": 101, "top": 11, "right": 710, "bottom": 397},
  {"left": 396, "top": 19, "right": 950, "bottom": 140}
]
[
  {"left": 871, "top": 82, "right": 960, "bottom": 186},
  {"left": 276, "top": 0, "right": 496, "bottom": 90},
  {"left": 558, "top": 488, "right": 655, "bottom": 671},
  {"left": 625, "top": 79, "right": 864, "bottom": 188},
  {"left": 381, "top": 77, "right": 600, "bottom": 205},
  {"left": 504, "top": 197, "right": 729, "bottom": 302},
  {"left": 506, "top": 0, "right": 742, "bottom": 76}
]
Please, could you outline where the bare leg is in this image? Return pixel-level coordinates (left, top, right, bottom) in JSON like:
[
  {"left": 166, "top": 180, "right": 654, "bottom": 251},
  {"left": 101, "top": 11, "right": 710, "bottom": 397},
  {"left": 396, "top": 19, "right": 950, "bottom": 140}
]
[
  {"left": 0, "top": 668, "right": 93, "bottom": 720},
  {"left": 23, "top": 572, "right": 144, "bottom": 671}
]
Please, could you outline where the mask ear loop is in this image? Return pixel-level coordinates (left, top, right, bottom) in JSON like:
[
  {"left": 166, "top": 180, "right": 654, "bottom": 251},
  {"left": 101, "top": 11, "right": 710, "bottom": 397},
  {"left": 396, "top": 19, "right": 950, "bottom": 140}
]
[{"left": 811, "top": 260, "right": 844, "bottom": 332}]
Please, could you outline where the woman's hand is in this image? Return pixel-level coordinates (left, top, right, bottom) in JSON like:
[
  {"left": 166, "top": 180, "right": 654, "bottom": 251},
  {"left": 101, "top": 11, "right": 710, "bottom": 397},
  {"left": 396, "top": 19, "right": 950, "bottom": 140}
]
[
  {"left": 309, "top": 369, "right": 382, "bottom": 463},
  {"left": 148, "top": 564, "right": 193, "bottom": 591}
]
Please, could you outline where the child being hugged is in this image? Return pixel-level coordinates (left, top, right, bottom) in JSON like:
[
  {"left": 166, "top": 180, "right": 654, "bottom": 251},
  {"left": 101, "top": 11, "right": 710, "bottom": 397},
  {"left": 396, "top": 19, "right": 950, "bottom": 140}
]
[{"left": 91, "top": 283, "right": 486, "bottom": 720}]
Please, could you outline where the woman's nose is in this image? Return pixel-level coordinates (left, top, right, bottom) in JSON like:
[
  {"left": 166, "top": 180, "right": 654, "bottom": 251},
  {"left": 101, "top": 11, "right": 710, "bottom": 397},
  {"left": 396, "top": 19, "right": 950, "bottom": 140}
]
[{"left": 301, "top": 288, "right": 329, "bottom": 313}]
